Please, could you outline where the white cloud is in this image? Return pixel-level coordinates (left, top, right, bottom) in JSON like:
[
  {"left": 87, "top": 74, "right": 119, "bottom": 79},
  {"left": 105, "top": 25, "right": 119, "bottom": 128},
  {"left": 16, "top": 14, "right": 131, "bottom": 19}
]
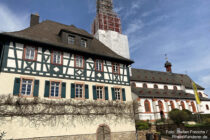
[
  {"left": 0, "top": 3, "right": 29, "bottom": 32},
  {"left": 125, "top": 19, "right": 144, "bottom": 35},
  {"left": 200, "top": 75, "right": 210, "bottom": 87},
  {"left": 123, "top": 0, "right": 144, "bottom": 18},
  {"left": 199, "top": 75, "right": 210, "bottom": 96},
  {"left": 131, "top": 0, "right": 143, "bottom": 10},
  {"left": 125, "top": 14, "right": 170, "bottom": 53},
  {"left": 114, "top": 6, "right": 123, "bottom": 14}
]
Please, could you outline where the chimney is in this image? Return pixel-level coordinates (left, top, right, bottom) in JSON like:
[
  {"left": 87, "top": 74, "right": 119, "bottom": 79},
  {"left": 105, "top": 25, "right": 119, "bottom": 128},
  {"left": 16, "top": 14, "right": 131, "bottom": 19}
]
[
  {"left": 30, "top": 13, "right": 39, "bottom": 27},
  {"left": 165, "top": 61, "right": 172, "bottom": 73}
]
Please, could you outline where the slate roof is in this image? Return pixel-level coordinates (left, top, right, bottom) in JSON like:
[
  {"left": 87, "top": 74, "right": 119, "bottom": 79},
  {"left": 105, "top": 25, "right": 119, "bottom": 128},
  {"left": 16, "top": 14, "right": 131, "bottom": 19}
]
[
  {"left": 131, "top": 68, "right": 204, "bottom": 90},
  {"left": 0, "top": 20, "right": 133, "bottom": 64},
  {"left": 132, "top": 87, "right": 210, "bottom": 101}
]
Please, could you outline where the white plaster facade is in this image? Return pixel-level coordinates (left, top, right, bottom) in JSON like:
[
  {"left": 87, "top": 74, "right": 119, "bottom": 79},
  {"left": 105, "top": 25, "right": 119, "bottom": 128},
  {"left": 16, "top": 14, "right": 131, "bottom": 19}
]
[
  {"left": 134, "top": 97, "right": 210, "bottom": 121},
  {"left": 94, "top": 29, "right": 130, "bottom": 59},
  {"left": 132, "top": 81, "right": 210, "bottom": 121},
  {"left": 0, "top": 72, "right": 136, "bottom": 139}
]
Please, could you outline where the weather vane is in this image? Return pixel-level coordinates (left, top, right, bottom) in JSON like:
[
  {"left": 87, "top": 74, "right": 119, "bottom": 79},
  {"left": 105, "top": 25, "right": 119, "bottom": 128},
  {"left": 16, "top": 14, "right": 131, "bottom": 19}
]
[{"left": 165, "top": 54, "right": 168, "bottom": 61}]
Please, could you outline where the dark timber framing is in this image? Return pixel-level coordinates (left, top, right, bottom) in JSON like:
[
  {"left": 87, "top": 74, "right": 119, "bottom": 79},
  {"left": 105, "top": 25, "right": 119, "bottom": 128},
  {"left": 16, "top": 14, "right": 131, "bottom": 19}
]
[{"left": 0, "top": 40, "right": 130, "bottom": 86}]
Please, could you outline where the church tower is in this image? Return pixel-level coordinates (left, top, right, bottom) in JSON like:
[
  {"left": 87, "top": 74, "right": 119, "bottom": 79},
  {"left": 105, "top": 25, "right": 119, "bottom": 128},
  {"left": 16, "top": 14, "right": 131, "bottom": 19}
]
[{"left": 92, "top": 0, "right": 130, "bottom": 59}]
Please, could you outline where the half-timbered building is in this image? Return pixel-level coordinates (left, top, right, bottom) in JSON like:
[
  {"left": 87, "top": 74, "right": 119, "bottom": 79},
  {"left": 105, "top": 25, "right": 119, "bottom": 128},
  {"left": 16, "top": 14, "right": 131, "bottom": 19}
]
[
  {"left": 0, "top": 0, "right": 210, "bottom": 139},
  {"left": 0, "top": 10, "right": 136, "bottom": 140}
]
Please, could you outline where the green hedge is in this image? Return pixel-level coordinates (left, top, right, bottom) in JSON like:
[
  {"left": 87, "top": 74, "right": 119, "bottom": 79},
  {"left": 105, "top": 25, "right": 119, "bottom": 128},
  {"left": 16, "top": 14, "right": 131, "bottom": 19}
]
[
  {"left": 200, "top": 114, "right": 210, "bottom": 120},
  {"left": 135, "top": 120, "right": 151, "bottom": 130}
]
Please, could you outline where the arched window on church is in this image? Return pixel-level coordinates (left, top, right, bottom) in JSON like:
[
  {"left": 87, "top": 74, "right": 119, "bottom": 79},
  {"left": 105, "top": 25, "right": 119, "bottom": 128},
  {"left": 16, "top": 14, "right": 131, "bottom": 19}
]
[
  {"left": 158, "top": 100, "right": 164, "bottom": 111},
  {"left": 164, "top": 85, "right": 168, "bottom": 90},
  {"left": 144, "top": 100, "right": 151, "bottom": 113},
  {"left": 170, "top": 101, "right": 175, "bottom": 110},
  {"left": 143, "top": 83, "right": 147, "bottom": 88},
  {"left": 206, "top": 105, "right": 209, "bottom": 110},
  {"left": 191, "top": 102, "right": 196, "bottom": 113},
  {"left": 181, "top": 101, "right": 185, "bottom": 110},
  {"left": 158, "top": 100, "right": 165, "bottom": 119},
  {"left": 154, "top": 84, "right": 158, "bottom": 89}
]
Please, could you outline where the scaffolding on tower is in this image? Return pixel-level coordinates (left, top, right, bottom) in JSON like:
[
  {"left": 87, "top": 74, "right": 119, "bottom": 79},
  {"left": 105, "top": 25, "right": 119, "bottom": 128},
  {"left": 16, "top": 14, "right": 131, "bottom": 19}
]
[{"left": 92, "top": 0, "right": 122, "bottom": 34}]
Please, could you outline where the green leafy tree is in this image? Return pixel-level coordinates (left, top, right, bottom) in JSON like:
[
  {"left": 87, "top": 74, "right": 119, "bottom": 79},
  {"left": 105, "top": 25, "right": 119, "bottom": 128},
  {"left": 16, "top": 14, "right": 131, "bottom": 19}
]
[
  {"left": 169, "top": 109, "right": 190, "bottom": 125},
  {"left": 182, "top": 109, "right": 193, "bottom": 120}
]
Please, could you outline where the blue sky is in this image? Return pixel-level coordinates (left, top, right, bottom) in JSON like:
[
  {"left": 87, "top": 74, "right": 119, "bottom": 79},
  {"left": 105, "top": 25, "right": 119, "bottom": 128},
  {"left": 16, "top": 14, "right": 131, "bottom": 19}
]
[{"left": 0, "top": 0, "right": 210, "bottom": 96}]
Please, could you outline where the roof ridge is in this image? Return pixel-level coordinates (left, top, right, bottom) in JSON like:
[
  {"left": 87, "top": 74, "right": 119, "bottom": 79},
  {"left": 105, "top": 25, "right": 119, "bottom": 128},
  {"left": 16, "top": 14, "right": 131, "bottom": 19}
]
[
  {"left": 132, "top": 68, "right": 187, "bottom": 76},
  {"left": 45, "top": 20, "right": 92, "bottom": 36},
  {"left": 44, "top": 20, "right": 70, "bottom": 27}
]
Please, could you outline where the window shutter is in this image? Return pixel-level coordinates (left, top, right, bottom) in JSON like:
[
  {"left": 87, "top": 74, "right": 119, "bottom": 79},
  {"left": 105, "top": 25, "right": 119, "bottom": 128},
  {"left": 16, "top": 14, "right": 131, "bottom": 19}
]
[
  {"left": 33, "top": 80, "right": 39, "bottom": 97},
  {"left": 122, "top": 88, "right": 126, "bottom": 101},
  {"left": 13, "top": 78, "right": 20, "bottom": 96},
  {"left": 44, "top": 81, "right": 50, "bottom": 97},
  {"left": 85, "top": 84, "right": 89, "bottom": 99},
  {"left": 61, "top": 82, "right": 66, "bottom": 98},
  {"left": 112, "top": 88, "right": 116, "bottom": 100},
  {"left": 93, "top": 85, "right": 97, "bottom": 100},
  {"left": 105, "top": 87, "right": 109, "bottom": 100},
  {"left": 71, "top": 83, "right": 75, "bottom": 98}
]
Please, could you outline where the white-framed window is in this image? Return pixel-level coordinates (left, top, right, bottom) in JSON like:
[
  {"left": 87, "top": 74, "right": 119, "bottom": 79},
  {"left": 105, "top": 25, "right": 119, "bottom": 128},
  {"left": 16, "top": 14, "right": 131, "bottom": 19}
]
[
  {"left": 96, "top": 86, "right": 104, "bottom": 99},
  {"left": 75, "top": 84, "right": 83, "bottom": 98},
  {"left": 52, "top": 51, "right": 62, "bottom": 64},
  {"left": 68, "top": 36, "right": 75, "bottom": 44},
  {"left": 114, "top": 88, "right": 121, "bottom": 100},
  {"left": 112, "top": 63, "right": 119, "bottom": 74},
  {"left": 50, "top": 82, "right": 60, "bottom": 97},
  {"left": 25, "top": 46, "right": 36, "bottom": 60},
  {"left": 21, "top": 79, "right": 33, "bottom": 96},
  {"left": 75, "top": 55, "right": 83, "bottom": 68},
  {"left": 95, "top": 59, "right": 103, "bottom": 71},
  {"left": 80, "top": 39, "right": 87, "bottom": 48}
]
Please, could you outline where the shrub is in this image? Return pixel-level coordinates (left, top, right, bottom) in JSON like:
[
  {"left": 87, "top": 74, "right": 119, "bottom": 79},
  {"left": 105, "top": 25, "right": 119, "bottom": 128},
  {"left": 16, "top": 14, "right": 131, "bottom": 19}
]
[
  {"left": 155, "top": 119, "right": 165, "bottom": 125},
  {"left": 191, "top": 114, "right": 210, "bottom": 123},
  {"left": 200, "top": 114, "right": 210, "bottom": 121},
  {"left": 204, "top": 118, "right": 210, "bottom": 125},
  {"left": 168, "top": 109, "right": 190, "bottom": 125},
  {"left": 136, "top": 120, "right": 150, "bottom": 130}
]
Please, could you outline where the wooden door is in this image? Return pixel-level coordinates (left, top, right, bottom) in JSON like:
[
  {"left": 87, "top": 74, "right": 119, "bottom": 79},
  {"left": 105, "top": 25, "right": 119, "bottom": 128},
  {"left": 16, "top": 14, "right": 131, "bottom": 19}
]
[{"left": 97, "top": 125, "right": 111, "bottom": 140}]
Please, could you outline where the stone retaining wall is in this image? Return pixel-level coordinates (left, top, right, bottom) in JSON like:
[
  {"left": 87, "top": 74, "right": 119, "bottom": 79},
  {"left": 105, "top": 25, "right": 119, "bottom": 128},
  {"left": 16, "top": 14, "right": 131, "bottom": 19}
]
[{"left": 17, "top": 131, "right": 136, "bottom": 140}]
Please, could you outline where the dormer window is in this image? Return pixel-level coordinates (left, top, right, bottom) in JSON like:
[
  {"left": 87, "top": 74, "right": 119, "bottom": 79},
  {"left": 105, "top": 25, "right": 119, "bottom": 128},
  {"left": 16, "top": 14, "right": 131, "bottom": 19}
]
[
  {"left": 143, "top": 83, "right": 147, "bottom": 88},
  {"left": 154, "top": 84, "right": 158, "bottom": 89},
  {"left": 24, "top": 45, "right": 37, "bottom": 61},
  {"left": 80, "top": 39, "right": 87, "bottom": 48},
  {"left": 164, "top": 85, "right": 168, "bottom": 90},
  {"left": 68, "top": 36, "right": 75, "bottom": 45}
]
